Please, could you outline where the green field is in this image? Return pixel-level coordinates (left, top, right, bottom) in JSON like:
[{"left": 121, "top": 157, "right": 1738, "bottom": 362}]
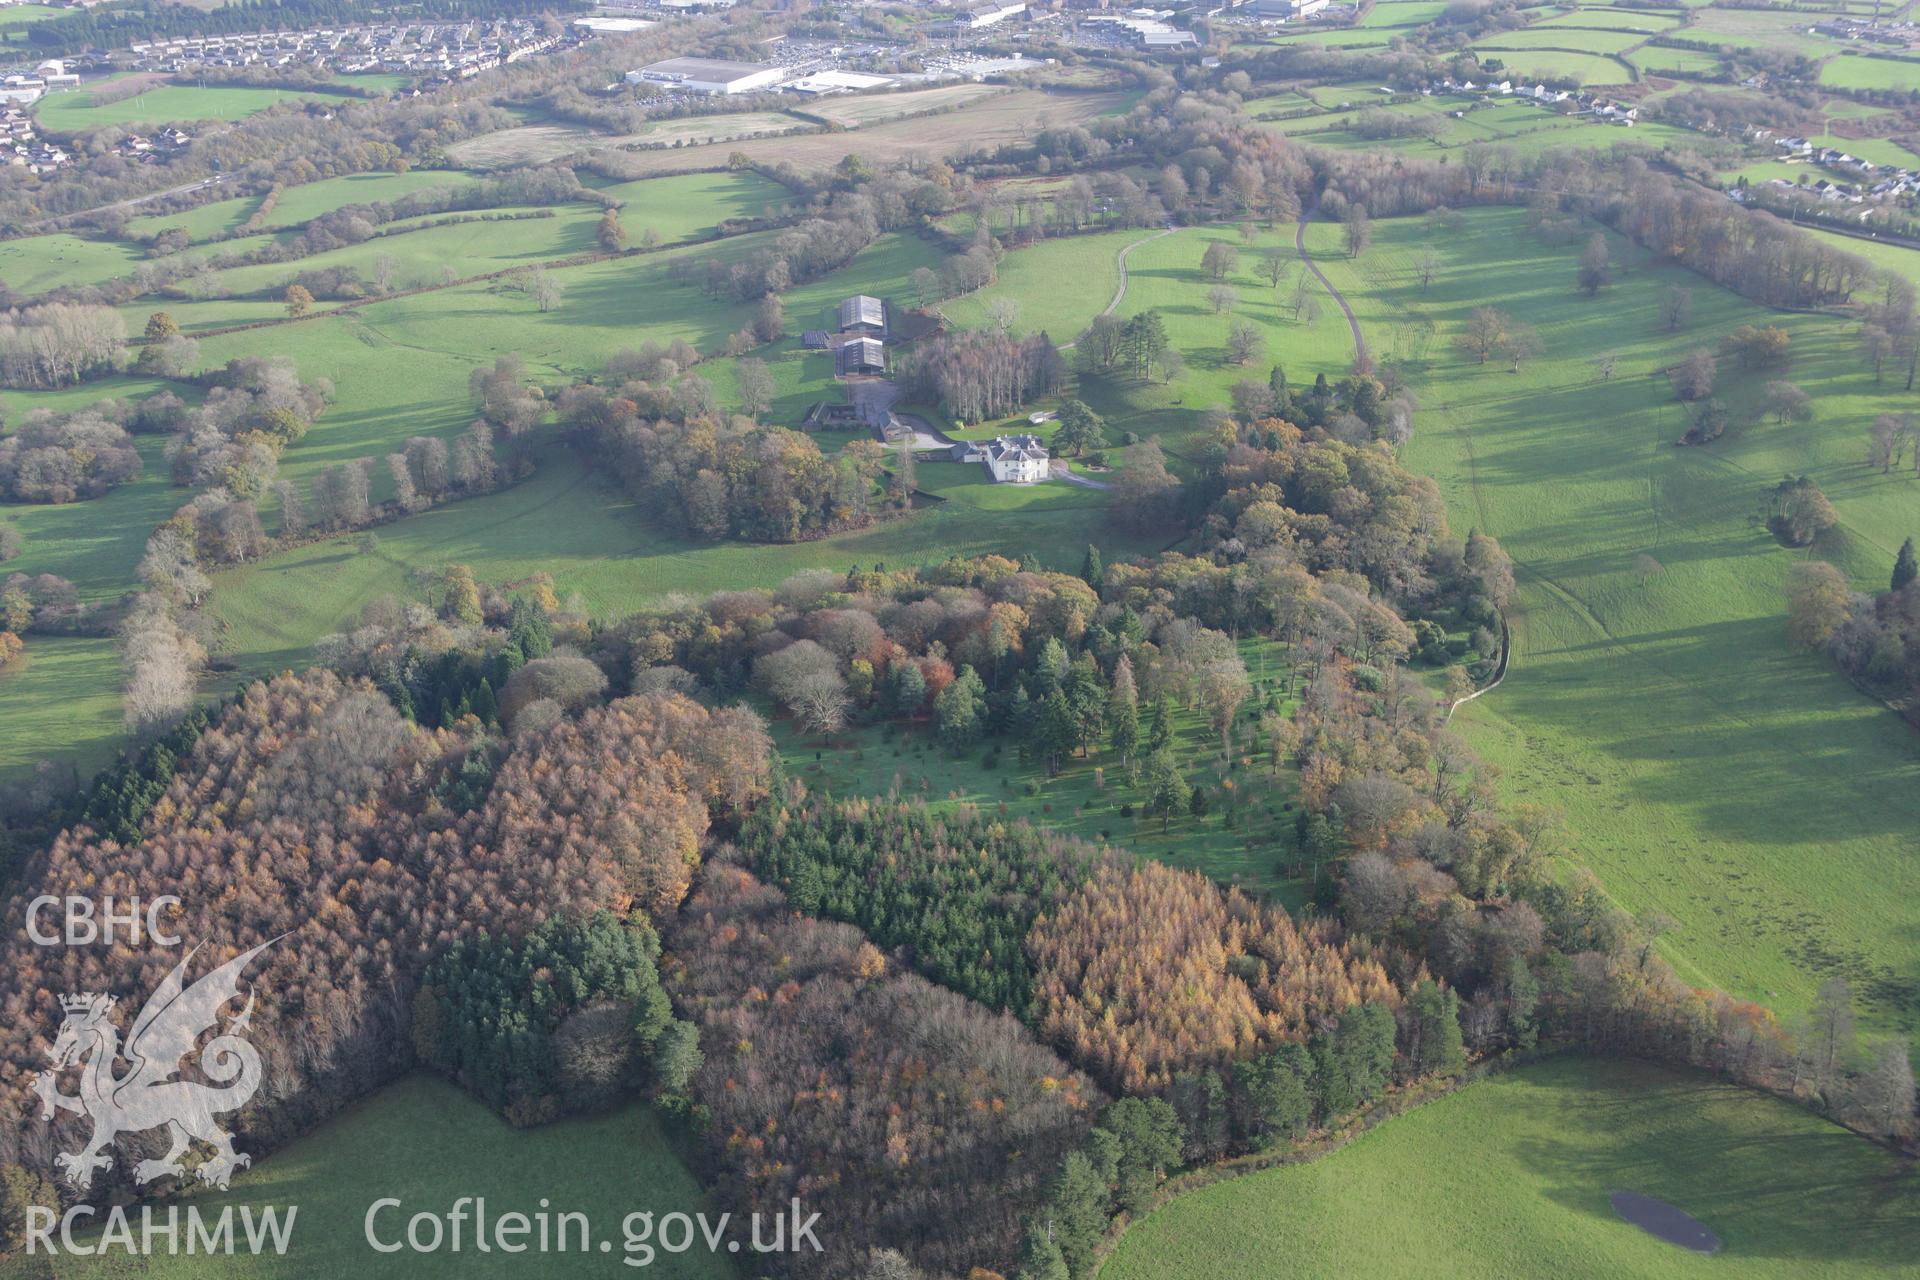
[
  {"left": 0, "top": 231, "right": 145, "bottom": 295},
  {"left": 1477, "top": 26, "right": 1646, "bottom": 53},
  {"left": 1358, "top": 0, "right": 1447, "bottom": 26},
  {"left": 1821, "top": 53, "right": 1920, "bottom": 90},
  {"left": 0, "top": 1075, "right": 732, "bottom": 1279},
  {"left": 34, "top": 82, "right": 358, "bottom": 133},
  {"left": 1305, "top": 208, "right": 1920, "bottom": 1038},
  {"left": 1531, "top": 7, "right": 1683, "bottom": 32},
  {"left": 1102, "top": 1057, "right": 1920, "bottom": 1280},
  {"left": 1629, "top": 46, "right": 1728, "bottom": 75},
  {"left": 1470, "top": 47, "right": 1637, "bottom": 83}
]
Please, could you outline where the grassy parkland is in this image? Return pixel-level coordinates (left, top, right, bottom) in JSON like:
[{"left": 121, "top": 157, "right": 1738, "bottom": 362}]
[{"left": 1101, "top": 1056, "right": 1919, "bottom": 1280}]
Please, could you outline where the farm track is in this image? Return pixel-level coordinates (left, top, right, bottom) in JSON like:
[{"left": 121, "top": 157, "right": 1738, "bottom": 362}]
[{"left": 1296, "top": 199, "right": 1366, "bottom": 366}]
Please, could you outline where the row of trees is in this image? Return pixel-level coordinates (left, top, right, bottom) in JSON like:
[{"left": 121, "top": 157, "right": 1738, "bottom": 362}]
[{"left": 899, "top": 329, "right": 1067, "bottom": 424}]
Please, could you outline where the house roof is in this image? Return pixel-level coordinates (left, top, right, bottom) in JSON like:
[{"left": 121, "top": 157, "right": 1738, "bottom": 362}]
[
  {"left": 839, "top": 294, "right": 885, "bottom": 329},
  {"left": 985, "top": 433, "right": 1048, "bottom": 462}
]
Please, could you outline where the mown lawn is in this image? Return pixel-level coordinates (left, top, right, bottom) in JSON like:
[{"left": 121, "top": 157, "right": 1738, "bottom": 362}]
[
  {"left": 0, "top": 1075, "right": 733, "bottom": 1279},
  {"left": 1101, "top": 1057, "right": 1919, "bottom": 1280}
]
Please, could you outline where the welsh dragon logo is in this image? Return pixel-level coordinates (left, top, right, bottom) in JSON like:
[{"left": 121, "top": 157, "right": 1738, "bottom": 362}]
[{"left": 29, "top": 940, "right": 275, "bottom": 1191}]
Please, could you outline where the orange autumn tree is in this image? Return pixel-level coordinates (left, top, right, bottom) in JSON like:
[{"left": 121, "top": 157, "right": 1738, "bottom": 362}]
[{"left": 1028, "top": 861, "right": 1396, "bottom": 1094}]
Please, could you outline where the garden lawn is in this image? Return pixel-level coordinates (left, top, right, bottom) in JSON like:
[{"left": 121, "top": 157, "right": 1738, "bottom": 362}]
[
  {"left": 1307, "top": 208, "right": 1920, "bottom": 1041},
  {"left": 1100, "top": 1057, "right": 1919, "bottom": 1280},
  {"left": 0, "top": 1074, "right": 733, "bottom": 1280}
]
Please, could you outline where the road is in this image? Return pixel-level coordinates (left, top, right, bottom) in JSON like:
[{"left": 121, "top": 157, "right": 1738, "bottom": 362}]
[{"left": 30, "top": 175, "right": 227, "bottom": 230}]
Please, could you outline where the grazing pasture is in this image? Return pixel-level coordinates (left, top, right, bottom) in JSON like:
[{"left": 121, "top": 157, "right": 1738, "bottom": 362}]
[
  {"left": 1304, "top": 209, "right": 1920, "bottom": 1037},
  {"left": 1469, "top": 47, "right": 1636, "bottom": 84},
  {"left": 34, "top": 82, "right": 359, "bottom": 133},
  {"left": 0, "top": 231, "right": 144, "bottom": 294},
  {"left": 1100, "top": 1057, "right": 1919, "bottom": 1280},
  {"left": 1819, "top": 54, "right": 1920, "bottom": 91}
]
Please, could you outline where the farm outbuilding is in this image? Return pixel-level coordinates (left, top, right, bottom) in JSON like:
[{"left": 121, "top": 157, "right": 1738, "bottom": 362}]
[
  {"left": 838, "top": 294, "right": 887, "bottom": 334},
  {"left": 836, "top": 337, "right": 887, "bottom": 376}
]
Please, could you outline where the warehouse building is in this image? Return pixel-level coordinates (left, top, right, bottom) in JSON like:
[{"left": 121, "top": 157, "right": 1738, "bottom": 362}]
[{"left": 625, "top": 57, "right": 785, "bottom": 94}]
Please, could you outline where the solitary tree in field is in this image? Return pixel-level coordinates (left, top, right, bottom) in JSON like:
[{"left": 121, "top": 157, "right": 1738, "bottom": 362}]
[
  {"left": 1859, "top": 324, "right": 1894, "bottom": 382},
  {"left": 1633, "top": 553, "right": 1664, "bottom": 585},
  {"left": 1415, "top": 247, "right": 1442, "bottom": 292},
  {"left": 1226, "top": 321, "right": 1264, "bottom": 366},
  {"left": 1343, "top": 203, "right": 1372, "bottom": 258},
  {"left": 1672, "top": 348, "right": 1716, "bottom": 402},
  {"left": 1497, "top": 321, "right": 1543, "bottom": 372},
  {"left": 1592, "top": 352, "right": 1619, "bottom": 381},
  {"left": 1260, "top": 247, "right": 1290, "bottom": 289},
  {"left": 1201, "top": 241, "right": 1239, "bottom": 281},
  {"left": 1893, "top": 537, "right": 1917, "bottom": 594},
  {"left": 987, "top": 296, "right": 1020, "bottom": 336},
  {"left": 596, "top": 208, "right": 626, "bottom": 252},
  {"left": 144, "top": 311, "right": 178, "bottom": 341},
  {"left": 736, "top": 357, "right": 774, "bottom": 418},
  {"left": 1762, "top": 380, "right": 1812, "bottom": 425},
  {"left": 530, "top": 269, "right": 563, "bottom": 313},
  {"left": 1725, "top": 324, "right": 1790, "bottom": 370},
  {"left": 283, "top": 284, "right": 313, "bottom": 318},
  {"left": 1458, "top": 307, "right": 1508, "bottom": 364},
  {"left": 1577, "top": 233, "right": 1610, "bottom": 297},
  {"left": 1868, "top": 413, "right": 1912, "bottom": 472},
  {"left": 1054, "top": 399, "right": 1106, "bottom": 455},
  {"left": 1661, "top": 284, "right": 1693, "bottom": 332}
]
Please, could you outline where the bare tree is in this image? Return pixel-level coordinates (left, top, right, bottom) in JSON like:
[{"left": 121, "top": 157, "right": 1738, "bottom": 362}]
[{"left": 736, "top": 357, "right": 775, "bottom": 418}]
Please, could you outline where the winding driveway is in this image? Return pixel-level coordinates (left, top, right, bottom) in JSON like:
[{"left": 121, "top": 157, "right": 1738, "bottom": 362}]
[
  {"left": 1061, "top": 224, "right": 1180, "bottom": 350},
  {"left": 1296, "top": 196, "right": 1367, "bottom": 367}
]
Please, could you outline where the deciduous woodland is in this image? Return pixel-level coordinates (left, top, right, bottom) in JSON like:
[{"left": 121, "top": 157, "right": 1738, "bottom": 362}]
[{"left": 0, "top": 8, "right": 1916, "bottom": 1276}]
